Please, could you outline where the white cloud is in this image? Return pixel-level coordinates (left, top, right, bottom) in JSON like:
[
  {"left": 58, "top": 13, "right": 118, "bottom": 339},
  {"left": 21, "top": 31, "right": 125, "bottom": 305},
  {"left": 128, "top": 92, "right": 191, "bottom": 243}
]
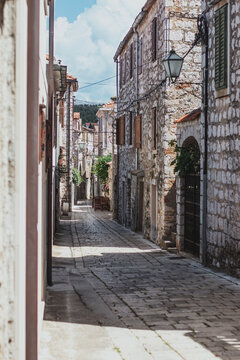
[{"left": 54, "top": 0, "right": 145, "bottom": 103}]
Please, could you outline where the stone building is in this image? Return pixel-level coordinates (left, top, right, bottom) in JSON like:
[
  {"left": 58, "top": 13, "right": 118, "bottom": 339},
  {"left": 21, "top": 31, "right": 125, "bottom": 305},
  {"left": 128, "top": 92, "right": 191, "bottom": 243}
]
[
  {"left": 80, "top": 123, "right": 96, "bottom": 199},
  {"left": 59, "top": 74, "right": 78, "bottom": 215},
  {"left": 114, "top": 0, "right": 201, "bottom": 247},
  {"left": 96, "top": 100, "right": 117, "bottom": 157},
  {"left": 96, "top": 99, "right": 117, "bottom": 208},
  {"left": 199, "top": 0, "right": 240, "bottom": 275}
]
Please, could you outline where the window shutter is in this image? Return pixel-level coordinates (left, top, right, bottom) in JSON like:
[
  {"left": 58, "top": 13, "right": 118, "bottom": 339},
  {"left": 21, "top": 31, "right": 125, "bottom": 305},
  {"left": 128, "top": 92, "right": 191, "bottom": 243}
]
[
  {"left": 120, "top": 116, "right": 125, "bottom": 145},
  {"left": 130, "top": 43, "right": 133, "bottom": 79},
  {"left": 116, "top": 118, "right": 120, "bottom": 145},
  {"left": 134, "top": 115, "right": 142, "bottom": 148},
  {"left": 123, "top": 53, "right": 127, "bottom": 85},
  {"left": 138, "top": 38, "right": 143, "bottom": 75},
  {"left": 129, "top": 112, "right": 133, "bottom": 145},
  {"left": 215, "top": 4, "right": 228, "bottom": 90},
  {"left": 151, "top": 108, "right": 157, "bottom": 149},
  {"left": 119, "top": 59, "right": 123, "bottom": 89},
  {"left": 152, "top": 17, "right": 157, "bottom": 62}
]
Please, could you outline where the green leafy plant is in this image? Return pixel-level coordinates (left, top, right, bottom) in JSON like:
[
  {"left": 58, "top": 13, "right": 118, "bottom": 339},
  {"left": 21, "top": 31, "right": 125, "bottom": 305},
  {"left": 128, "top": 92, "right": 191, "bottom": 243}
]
[
  {"left": 92, "top": 154, "right": 112, "bottom": 185},
  {"left": 169, "top": 140, "right": 200, "bottom": 177},
  {"left": 72, "top": 168, "right": 84, "bottom": 186},
  {"left": 58, "top": 165, "right": 67, "bottom": 179}
]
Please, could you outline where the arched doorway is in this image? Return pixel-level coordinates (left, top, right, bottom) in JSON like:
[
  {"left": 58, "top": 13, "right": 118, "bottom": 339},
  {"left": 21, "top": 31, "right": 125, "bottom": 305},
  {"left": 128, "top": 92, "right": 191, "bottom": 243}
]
[{"left": 183, "top": 137, "right": 200, "bottom": 256}]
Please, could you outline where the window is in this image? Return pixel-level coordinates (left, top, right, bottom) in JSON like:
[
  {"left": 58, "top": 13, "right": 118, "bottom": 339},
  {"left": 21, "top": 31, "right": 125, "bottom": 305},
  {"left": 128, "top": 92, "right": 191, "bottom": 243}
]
[
  {"left": 151, "top": 108, "right": 157, "bottom": 150},
  {"left": 130, "top": 43, "right": 134, "bottom": 79},
  {"left": 123, "top": 53, "right": 127, "bottom": 85},
  {"left": 119, "top": 58, "right": 123, "bottom": 89},
  {"left": 116, "top": 116, "right": 125, "bottom": 145},
  {"left": 105, "top": 113, "right": 108, "bottom": 147},
  {"left": 138, "top": 38, "right": 143, "bottom": 75},
  {"left": 215, "top": 4, "right": 228, "bottom": 90},
  {"left": 152, "top": 17, "right": 157, "bottom": 62},
  {"left": 134, "top": 115, "right": 142, "bottom": 148},
  {"left": 129, "top": 112, "right": 133, "bottom": 145}
]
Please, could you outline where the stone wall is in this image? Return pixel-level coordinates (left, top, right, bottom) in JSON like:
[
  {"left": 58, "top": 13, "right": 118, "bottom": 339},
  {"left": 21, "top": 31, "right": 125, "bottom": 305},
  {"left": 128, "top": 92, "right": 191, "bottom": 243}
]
[
  {"left": 59, "top": 82, "right": 75, "bottom": 214},
  {"left": 116, "top": 0, "right": 201, "bottom": 247},
  {"left": 0, "top": 2, "right": 16, "bottom": 357},
  {"left": 203, "top": 0, "right": 240, "bottom": 275}
]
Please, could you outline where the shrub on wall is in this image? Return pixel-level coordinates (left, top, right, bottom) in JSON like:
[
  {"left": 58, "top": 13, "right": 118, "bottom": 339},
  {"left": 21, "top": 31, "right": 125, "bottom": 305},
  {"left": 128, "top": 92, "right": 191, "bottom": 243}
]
[
  {"left": 92, "top": 154, "right": 112, "bottom": 185},
  {"left": 72, "top": 168, "right": 84, "bottom": 186},
  {"left": 169, "top": 140, "right": 200, "bottom": 177}
]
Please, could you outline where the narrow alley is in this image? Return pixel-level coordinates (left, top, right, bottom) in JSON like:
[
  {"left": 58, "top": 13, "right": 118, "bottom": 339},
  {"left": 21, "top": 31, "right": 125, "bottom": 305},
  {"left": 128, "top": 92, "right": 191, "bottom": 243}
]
[{"left": 40, "top": 204, "right": 240, "bottom": 360}]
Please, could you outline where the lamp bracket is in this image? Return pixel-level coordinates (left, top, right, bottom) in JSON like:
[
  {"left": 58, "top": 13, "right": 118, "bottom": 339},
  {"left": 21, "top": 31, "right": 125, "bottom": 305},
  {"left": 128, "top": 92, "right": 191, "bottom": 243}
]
[{"left": 197, "top": 14, "right": 208, "bottom": 44}]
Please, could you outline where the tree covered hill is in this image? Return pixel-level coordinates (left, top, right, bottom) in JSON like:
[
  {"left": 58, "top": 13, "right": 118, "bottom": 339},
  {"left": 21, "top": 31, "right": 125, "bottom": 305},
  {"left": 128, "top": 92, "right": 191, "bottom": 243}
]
[{"left": 74, "top": 104, "right": 103, "bottom": 124}]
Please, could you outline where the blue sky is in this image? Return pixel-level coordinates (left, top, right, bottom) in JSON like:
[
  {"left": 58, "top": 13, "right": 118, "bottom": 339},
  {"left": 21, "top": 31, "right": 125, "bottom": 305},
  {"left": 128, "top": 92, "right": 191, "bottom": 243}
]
[
  {"left": 55, "top": 0, "right": 97, "bottom": 23},
  {"left": 54, "top": 0, "right": 145, "bottom": 103}
]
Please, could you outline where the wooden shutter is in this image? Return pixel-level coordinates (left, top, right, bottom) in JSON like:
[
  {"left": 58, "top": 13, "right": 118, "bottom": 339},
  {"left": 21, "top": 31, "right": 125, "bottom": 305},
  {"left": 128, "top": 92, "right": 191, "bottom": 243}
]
[
  {"left": 129, "top": 112, "right": 133, "bottom": 145},
  {"left": 151, "top": 108, "right": 157, "bottom": 149},
  {"left": 120, "top": 116, "right": 125, "bottom": 145},
  {"left": 116, "top": 118, "right": 120, "bottom": 145},
  {"left": 124, "top": 53, "right": 127, "bottom": 85},
  {"left": 116, "top": 116, "right": 125, "bottom": 145},
  {"left": 215, "top": 4, "right": 228, "bottom": 90},
  {"left": 130, "top": 43, "right": 133, "bottom": 79},
  {"left": 138, "top": 38, "right": 143, "bottom": 75},
  {"left": 119, "top": 59, "right": 122, "bottom": 89},
  {"left": 134, "top": 115, "right": 142, "bottom": 148},
  {"left": 152, "top": 17, "right": 157, "bottom": 62}
]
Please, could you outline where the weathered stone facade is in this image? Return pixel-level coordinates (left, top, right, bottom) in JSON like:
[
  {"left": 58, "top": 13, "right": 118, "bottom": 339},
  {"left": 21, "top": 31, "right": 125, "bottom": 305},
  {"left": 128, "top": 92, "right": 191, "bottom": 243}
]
[
  {"left": 202, "top": 0, "right": 240, "bottom": 275},
  {"left": 59, "top": 75, "right": 78, "bottom": 215},
  {"left": 114, "top": 0, "right": 201, "bottom": 247}
]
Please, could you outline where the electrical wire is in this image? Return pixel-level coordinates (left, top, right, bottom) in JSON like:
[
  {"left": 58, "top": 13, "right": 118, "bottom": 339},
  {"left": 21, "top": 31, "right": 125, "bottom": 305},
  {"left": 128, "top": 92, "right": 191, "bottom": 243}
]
[{"left": 78, "top": 75, "right": 116, "bottom": 90}]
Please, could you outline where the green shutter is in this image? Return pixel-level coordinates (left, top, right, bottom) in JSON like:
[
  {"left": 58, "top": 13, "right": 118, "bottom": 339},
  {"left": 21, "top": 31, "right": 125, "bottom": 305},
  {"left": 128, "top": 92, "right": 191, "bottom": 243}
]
[{"left": 215, "top": 4, "right": 228, "bottom": 90}]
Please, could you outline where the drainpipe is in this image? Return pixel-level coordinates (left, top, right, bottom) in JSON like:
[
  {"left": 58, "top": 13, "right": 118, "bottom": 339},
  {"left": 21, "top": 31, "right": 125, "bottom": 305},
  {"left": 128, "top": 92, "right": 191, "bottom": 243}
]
[
  {"left": 115, "top": 59, "right": 120, "bottom": 219},
  {"left": 47, "top": 0, "right": 54, "bottom": 287},
  {"left": 201, "top": 15, "right": 208, "bottom": 266},
  {"left": 26, "top": 0, "right": 40, "bottom": 358},
  {"left": 67, "top": 83, "right": 71, "bottom": 211}
]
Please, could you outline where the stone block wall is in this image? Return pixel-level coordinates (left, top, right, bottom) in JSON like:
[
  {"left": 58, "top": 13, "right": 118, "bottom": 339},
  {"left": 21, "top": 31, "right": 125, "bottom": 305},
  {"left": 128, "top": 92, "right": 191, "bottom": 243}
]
[
  {"left": 59, "top": 83, "right": 74, "bottom": 214},
  {"left": 203, "top": 0, "right": 240, "bottom": 275}
]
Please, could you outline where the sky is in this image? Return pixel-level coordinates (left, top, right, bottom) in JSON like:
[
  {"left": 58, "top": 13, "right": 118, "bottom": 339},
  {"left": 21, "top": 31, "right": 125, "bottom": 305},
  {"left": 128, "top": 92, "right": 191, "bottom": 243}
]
[{"left": 54, "top": 0, "right": 145, "bottom": 104}]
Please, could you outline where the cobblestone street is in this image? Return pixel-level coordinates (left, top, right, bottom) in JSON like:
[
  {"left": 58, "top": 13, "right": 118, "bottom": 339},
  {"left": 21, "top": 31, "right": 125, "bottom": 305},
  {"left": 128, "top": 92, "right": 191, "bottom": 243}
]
[{"left": 40, "top": 204, "right": 240, "bottom": 360}]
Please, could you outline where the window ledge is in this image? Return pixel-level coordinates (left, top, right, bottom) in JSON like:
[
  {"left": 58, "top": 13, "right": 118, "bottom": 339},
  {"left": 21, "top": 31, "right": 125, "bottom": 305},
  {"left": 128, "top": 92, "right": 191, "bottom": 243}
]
[{"left": 215, "top": 87, "right": 230, "bottom": 98}]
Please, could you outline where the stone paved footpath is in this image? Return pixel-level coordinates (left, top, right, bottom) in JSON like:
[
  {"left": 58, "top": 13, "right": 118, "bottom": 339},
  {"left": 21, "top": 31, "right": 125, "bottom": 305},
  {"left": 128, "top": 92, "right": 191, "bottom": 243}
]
[{"left": 40, "top": 204, "right": 240, "bottom": 360}]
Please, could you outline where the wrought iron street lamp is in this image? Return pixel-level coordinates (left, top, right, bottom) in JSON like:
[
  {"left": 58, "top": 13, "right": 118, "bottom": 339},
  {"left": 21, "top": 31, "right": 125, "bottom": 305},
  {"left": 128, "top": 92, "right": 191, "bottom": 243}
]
[{"left": 162, "top": 49, "right": 184, "bottom": 82}]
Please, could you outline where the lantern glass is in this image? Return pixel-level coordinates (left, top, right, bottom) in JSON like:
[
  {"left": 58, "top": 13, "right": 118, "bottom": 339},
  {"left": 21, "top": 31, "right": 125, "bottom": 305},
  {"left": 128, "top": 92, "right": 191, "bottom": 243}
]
[{"left": 162, "top": 50, "right": 184, "bottom": 81}]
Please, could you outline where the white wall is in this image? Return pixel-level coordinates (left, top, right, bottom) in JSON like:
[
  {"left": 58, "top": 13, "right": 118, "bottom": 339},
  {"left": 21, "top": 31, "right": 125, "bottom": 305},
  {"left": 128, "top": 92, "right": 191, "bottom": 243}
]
[
  {"left": 14, "top": 3, "right": 28, "bottom": 359},
  {"left": 38, "top": 0, "right": 49, "bottom": 340}
]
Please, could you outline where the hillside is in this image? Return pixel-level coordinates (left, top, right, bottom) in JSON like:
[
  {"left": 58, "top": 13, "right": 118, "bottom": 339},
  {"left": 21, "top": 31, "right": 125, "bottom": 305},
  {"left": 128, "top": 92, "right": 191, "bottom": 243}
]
[{"left": 74, "top": 104, "right": 102, "bottom": 124}]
